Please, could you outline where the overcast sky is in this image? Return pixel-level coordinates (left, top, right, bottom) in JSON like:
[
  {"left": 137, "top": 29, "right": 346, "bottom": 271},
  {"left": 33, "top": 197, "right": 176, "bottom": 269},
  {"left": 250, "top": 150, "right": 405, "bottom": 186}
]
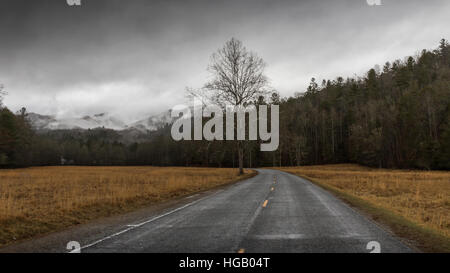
[{"left": 1, "top": 0, "right": 449, "bottom": 121}]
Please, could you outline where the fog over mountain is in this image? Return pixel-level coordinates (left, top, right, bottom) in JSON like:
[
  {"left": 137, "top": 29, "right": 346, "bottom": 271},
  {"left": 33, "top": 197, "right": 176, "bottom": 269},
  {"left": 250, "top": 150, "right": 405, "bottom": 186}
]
[{"left": 27, "top": 111, "right": 174, "bottom": 132}]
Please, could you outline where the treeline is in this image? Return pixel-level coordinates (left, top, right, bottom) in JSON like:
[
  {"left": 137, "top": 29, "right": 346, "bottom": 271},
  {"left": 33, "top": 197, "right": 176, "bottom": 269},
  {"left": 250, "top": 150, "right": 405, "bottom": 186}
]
[
  {"left": 0, "top": 107, "right": 33, "bottom": 166},
  {"left": 277, "top": 39, "right": 450, "bottom": 169},
  {"left": 0, "top": 40, "right": 449, "bottom": 169}
]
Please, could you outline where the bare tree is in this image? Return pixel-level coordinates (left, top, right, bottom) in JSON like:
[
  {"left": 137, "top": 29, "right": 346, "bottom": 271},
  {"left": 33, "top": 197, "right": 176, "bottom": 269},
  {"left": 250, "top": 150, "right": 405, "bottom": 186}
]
[{"left": 199, "top": 38, "right": 270, "bottom": 175}]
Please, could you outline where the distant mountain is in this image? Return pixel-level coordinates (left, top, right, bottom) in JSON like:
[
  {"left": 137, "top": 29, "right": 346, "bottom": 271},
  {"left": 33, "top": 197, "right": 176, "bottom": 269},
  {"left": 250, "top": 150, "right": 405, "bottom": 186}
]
[
  {"left": 26, "top": 110, "right": 174, "bottom": 132},
  {"left": 26, "top": 113, "right": 58, "bottom": 130},
  {"left": 26, "top": 112, "right": 126, "bottom": 130},
  {"left": 128, "top": 110, "right": 173, "bottom": 132}
]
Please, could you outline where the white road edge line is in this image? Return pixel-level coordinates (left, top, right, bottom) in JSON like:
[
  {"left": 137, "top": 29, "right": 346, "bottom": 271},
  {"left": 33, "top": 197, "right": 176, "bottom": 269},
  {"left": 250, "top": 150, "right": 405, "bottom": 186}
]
[
  {"left": 186, "top": 193, "right": 199, "bottom": 199},
  {"left": 70, "top": 197, "right": 206, "bottom": 253}
]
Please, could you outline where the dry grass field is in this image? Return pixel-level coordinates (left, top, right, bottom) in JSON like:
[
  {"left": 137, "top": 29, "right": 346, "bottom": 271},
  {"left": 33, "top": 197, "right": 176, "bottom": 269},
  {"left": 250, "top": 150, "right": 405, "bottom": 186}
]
[
  {"left": 0, "top": 166, "right": 254, "bottom": 247},
  {"left": 276, "top": 164, "right": 450, "bottom": 251}
]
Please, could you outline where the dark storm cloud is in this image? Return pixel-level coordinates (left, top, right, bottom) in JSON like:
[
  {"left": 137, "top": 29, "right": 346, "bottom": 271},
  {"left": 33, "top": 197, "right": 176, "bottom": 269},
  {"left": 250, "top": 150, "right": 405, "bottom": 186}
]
[{"left": 0, "top": 0, "right": 449, "bottom": 120}]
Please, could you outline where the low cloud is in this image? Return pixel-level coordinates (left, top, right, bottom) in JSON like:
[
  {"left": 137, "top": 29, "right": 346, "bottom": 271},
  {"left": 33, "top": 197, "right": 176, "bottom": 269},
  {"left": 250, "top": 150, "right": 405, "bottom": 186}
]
[{"left": 1, "top": 0, "right": 449, "bottom": 119}]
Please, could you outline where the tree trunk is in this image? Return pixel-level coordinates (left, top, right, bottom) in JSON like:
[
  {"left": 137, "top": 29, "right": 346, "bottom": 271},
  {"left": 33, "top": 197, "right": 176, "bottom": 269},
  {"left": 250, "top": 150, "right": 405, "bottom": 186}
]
[
  {"left": 279, "top": 147, "right": 282, "bottom": 167},
  {"left": 237, "top": 141, "right": 244, "bottom": 175},
  {"left": 331, "top": 111, "right": 335, "bottom": 160}
]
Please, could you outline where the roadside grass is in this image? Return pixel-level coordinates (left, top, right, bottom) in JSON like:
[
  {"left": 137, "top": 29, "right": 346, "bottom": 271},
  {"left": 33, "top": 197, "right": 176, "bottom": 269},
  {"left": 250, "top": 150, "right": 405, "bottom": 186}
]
[
  {"left": 275, "top": 164, "right": 450, "bottom": 252},
  {"left": 0, "top": 166, "right": 256, "bottom": 247}
]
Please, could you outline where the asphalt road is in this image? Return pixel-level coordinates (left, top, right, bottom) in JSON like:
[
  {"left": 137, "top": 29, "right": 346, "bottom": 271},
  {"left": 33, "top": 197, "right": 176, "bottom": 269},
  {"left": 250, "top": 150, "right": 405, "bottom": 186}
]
[{"left": 68, "top": 169, "right": 412, "bottom": 253}]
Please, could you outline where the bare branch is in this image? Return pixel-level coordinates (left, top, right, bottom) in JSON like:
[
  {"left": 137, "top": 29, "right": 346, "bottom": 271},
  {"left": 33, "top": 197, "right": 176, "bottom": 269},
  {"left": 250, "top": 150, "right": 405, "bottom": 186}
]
[{"left": 203, "top": 38, "right": 270, "bottom": 107}]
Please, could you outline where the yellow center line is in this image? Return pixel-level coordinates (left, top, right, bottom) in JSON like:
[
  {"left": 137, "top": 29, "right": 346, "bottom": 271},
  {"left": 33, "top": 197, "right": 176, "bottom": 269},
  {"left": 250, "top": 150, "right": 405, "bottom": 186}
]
[
  {"left": 262, "top": 200, "right": 269, "bottom": 207},
  {"left": 238, "top": 248, "right": 245, "bottom": 253}
]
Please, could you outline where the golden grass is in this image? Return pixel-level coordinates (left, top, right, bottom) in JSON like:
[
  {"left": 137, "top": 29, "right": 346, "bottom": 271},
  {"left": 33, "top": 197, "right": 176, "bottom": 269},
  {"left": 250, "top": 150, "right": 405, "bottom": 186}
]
[
  {"left": 276, "top": 164, "right": 450, "bottom": 245},
  {"left": 0, "top": 166, "right": 254, "bottom": 247}
]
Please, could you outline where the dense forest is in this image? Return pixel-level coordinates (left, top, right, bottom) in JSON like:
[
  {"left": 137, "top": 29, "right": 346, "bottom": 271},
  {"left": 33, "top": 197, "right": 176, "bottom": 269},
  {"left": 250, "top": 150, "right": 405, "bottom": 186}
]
[{"left": 1, "top": 40, "right": 449, "bottom": 169}]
